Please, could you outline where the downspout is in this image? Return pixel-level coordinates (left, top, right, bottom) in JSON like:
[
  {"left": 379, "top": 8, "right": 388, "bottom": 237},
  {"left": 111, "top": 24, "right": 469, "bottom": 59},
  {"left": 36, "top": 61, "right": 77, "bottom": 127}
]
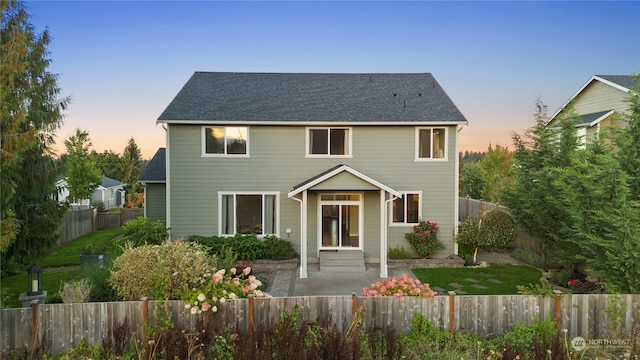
[
  {"left": 290, "top": 191, "right": 307, "bottom": 278},
  {"left": 454, "top": 124, "right": 464, "bottom": 255},
  {"left": 162, "top": 124, "right": 171, "bottom": 239}
]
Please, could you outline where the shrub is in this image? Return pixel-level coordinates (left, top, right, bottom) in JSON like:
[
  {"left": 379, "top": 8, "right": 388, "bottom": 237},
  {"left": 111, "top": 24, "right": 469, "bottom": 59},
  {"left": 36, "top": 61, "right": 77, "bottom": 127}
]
[
  {"left": 60, "top": 278, "right": 92, "bottom": 303},
  {"left": 388, "top": 245, "right": 412, "bottom": 259},
  {"left": 121, "top": 217, "right": 168, "bottom": 247},
  {"left": 362, "top": 273, "right": 437, "bottom": 297},
  {"left": 500, "top": 318, "right": 559, "bottom": 359},
  {"left": 478, "top": 209, "right": 517, "bottom": 250},
  {"left": 404, "top": 220, "right": 443, "bottom": 258},
  {"left": 109, "top": 241, "right": 216, "bottom": 300},
  {"left": 92, "top": 200, "right": 106, "bottom": 212},
  {"left": 512, "top": 247, "right": 546, "bottom": 268},
  {"left": 455, "top": 216, "right": 482, "bottom": 264},
  {"left": 183, "top": 266, "right": 268, "bottom": 314},
  {"left": 188, "top": 234, "right": 298, "bottom": 261},
  {"left": 188, "top": 234, "right": 265, "bottom": 260},
  {"left": 261, "top": 235, "right": 298, "bottom": 260}
]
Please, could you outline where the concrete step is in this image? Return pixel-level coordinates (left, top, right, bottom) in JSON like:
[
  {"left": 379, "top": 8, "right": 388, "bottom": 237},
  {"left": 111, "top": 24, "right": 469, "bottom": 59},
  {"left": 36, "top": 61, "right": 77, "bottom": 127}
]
[{"left": 319, "top": 251, "right": 366, "bottom": 272}]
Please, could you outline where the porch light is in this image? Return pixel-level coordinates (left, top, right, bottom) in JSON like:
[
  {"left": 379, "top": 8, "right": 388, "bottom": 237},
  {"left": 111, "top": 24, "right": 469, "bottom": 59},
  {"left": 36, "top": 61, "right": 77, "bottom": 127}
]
[{"left": 27, "top": 263, "right": 43, "bottom": 296}]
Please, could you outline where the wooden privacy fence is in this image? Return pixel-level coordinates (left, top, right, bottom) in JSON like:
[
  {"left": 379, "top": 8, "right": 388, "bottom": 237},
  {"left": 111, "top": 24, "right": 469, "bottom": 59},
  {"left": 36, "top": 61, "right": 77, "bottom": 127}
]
[
  {"left": 94, "top": 209, "right": 143, "bottom": 230},
  {"left": 2, "top": 294, "right": 638, "bottom": 354},
  {"left": 458, "top": 197, "right": 542, "bottom": 251},
  {"left": 57, "top": 209, "right": 94, "bottom": 245}
]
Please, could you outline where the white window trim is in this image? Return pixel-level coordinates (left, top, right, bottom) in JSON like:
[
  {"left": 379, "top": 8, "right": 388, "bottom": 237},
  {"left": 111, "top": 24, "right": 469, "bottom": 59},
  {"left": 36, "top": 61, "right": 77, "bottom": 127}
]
[
  {"left": 217, "top": 191, "right": 280, "bottom": 237},
  {"left": 305, "top": 127, "right": 353, "bottom": 158},
  {"left": 415, "top": 127, "right": 448, "bottom": 161},
  {"left": 389, "top": 191, "right": 422, "bottom": 226},
  {"left": 202, "top": 126, "right": 250, "bottom": 157},
  {"left": 317, "top": 192, "right": 363, "bottom": 250}
]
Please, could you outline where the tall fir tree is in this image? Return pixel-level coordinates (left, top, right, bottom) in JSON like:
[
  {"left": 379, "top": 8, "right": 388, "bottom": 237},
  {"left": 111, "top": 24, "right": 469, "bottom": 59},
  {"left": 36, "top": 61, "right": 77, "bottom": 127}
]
[
  {"left": 1, "top": 0, "right": 69, "bottom": 273},
  {"left": 120, "top": 137, "right": 142, "bottom": 197}
]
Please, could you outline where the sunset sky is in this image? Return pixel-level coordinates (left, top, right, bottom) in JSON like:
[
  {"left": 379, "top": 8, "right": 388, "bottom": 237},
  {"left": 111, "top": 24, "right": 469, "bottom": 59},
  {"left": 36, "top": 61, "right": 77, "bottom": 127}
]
[{"left": 25, "top": 1, "right": 640, "bottom": 160}]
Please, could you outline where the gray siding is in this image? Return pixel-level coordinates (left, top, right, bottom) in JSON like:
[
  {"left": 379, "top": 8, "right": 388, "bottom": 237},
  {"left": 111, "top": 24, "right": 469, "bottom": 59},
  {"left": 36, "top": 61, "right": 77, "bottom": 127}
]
[
  {"left": 573, "top": 81, "right": 629, "bottom": 116},
  {"left": 145, "top": 184, "right": 166, "bottom": 223},
  {"left": 167, "top": 124, "right": 458, "bottom": 258}
]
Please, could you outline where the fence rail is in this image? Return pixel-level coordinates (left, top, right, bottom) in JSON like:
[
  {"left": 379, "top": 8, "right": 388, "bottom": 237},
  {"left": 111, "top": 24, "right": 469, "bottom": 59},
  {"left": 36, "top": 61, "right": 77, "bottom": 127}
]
[{"left": 2, "top": 294, "right": 638, "bottom": 354}]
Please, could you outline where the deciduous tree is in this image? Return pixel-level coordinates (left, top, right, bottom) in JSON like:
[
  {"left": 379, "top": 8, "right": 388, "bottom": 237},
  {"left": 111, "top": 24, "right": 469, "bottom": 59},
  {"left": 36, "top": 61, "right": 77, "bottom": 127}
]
[{"left": 64, "top": 129, "right": 101, "bottom": 207}]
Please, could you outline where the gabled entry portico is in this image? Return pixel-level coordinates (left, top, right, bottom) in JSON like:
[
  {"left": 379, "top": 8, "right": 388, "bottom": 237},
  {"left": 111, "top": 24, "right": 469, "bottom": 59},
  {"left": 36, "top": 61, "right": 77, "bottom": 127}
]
[{"left": 288, "top": 165, "right": 402, "bottom": 279}]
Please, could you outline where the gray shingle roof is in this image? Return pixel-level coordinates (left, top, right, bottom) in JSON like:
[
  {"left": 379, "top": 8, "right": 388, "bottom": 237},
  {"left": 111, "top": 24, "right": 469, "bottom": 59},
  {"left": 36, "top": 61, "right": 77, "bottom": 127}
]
[
  {"left": 157, "top": 72, "right": 467, "bottom": 124},
  {"left": 101, "top": 176, "right": 124, "bottom": 188},
  {"left": 576, "top": 110, "right": 613, "bottom": 127},
  {"left": 139, "top": 148, "right": 166, "bottom": 183},
  {"left": 596, "top": 75, "right": 636, "bottom": 90}
]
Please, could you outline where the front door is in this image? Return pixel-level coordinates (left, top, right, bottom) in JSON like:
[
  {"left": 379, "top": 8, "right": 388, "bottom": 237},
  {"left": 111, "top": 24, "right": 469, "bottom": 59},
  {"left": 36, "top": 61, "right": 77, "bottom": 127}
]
[{"left": 318, "top": 193, "right": 362, "bottom": 249}]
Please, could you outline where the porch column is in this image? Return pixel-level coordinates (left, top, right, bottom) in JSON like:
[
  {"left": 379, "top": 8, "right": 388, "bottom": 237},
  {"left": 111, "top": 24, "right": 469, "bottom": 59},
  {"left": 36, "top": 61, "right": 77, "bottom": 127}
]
[
  {"left": 379, "top": 189, "right": 388, "bottom": 278},
  {"left": 300, "top": 190, "right": 308, "bottom": 278}
]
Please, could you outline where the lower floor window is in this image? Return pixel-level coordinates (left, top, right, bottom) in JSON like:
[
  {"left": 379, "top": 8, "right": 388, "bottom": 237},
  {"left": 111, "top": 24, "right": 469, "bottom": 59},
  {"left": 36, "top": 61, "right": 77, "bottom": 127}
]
[
  {"left": 220, "top": 193, "right": 277, "bottom": 235},
  {"left": 392, "top": 193, "right": 420, "bottom": 224}
]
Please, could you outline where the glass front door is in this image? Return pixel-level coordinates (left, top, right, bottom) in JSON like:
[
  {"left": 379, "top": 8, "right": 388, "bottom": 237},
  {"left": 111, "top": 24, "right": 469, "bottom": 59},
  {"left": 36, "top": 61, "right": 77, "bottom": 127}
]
[{"left": 319, "top": 194, "right": 361, "bottom": 249}]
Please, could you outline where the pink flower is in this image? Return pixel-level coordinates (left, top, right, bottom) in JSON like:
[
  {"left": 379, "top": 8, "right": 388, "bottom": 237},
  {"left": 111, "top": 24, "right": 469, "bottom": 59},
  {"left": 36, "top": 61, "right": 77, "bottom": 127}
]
[
  {"left": 243, "top": 267, "right": 251, "bottom": 275},
  {"left": 197, "top": 293, "right": 206, "bottom": 302},
  {"left": 230, "top": 267, "right": 237, "bottom": 275},
  {"left": 201, "top": 302, "right": 211, "bottom": 312}
]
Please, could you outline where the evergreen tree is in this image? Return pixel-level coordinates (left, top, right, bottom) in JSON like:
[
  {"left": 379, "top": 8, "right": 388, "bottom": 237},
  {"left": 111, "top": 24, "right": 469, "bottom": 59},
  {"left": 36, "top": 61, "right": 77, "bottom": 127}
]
[
  {"left": 120, "top": 137, "right": 142, "bottom": 197},
  {"left": 64, "top": 129, "right": 101, "bottom": 207},
  {"left": 614, "top": 74, "right": 640, "bottom": 200},
  {"left": 503, "top": 99, "right": 582, "bottom": 270},
  {"left": 1, "top": 0, "right": 69, "bottom": 272}
]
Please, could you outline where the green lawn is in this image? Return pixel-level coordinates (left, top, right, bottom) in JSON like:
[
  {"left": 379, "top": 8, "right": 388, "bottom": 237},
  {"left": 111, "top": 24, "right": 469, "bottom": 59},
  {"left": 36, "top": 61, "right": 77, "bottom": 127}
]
[
  {"left": 38, "top": 228, "right": 124, "bottom": 267},
  {"left": 412, "top": 263, "right": 543, "bottom": 295},
  {"left": 1, "top": 228, "right": 124, "bottom": 308}
]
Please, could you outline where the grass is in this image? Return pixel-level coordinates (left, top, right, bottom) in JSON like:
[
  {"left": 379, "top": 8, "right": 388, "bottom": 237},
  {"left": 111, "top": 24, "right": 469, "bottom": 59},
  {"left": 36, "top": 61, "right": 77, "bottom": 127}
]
[
  {"left": 38, "top": 227, "right": 124, "bottom": 267},
  {"left": 1, "top": 228, "right": 124, "bottom": 308},
  {"left": 412, "top": 263, "right": 543, "bottom": 295}
]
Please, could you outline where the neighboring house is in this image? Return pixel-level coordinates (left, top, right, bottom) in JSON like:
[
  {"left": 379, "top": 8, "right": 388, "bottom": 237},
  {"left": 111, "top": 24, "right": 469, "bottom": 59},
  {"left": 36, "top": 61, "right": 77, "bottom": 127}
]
[
  {"left": 546, "top": 75, "right": 636, "bottom": 148},
  {"left": 55, "top": 176, "right": 125, "bottom": 210},
  {"left": 138, "top": 148, "right": 166, "bottom": 223},
  {"left": 156, "top": 72, "right": 468, "bottom": 278}
]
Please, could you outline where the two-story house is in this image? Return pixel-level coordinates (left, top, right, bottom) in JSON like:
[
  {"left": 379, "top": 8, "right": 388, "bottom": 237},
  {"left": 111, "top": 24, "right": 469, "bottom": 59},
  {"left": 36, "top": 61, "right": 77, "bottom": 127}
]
[
  {"left": 154, "top": 72, "right": 468, "bottom": 278},
  {"left": 546, "top": 75, "right": 636, "bottom": 147}
]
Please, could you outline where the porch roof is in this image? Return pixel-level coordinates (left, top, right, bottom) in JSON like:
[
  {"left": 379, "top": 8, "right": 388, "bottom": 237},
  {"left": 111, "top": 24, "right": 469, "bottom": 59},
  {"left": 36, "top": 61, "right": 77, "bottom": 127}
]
[{"left": 287, "top": 164, "right": 403, "bottom": 198}]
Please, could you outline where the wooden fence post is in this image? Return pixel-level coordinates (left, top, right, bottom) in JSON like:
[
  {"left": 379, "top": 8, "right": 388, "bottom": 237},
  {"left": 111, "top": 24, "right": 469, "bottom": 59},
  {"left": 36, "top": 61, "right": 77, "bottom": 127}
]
[
  {"left": 448, "top": 291, "right": 456, "bottom": 334},
  {"left": 351, "top": 293, "right": 358, "bottom": 322},
  {"left": 248, "top": 295, "right": 255, "bottom": 344},
  {"left": 29, "top": 300, "right": 39, "bottom": 354},
  {"left": 141, "top": 297, "right": 149, "bottom": 342},
  {"left": 119, "top": 210, "right": 125, "bottom": 227},
  {"left": 553, "top": 290, "right": 562, "bottom": 330}
]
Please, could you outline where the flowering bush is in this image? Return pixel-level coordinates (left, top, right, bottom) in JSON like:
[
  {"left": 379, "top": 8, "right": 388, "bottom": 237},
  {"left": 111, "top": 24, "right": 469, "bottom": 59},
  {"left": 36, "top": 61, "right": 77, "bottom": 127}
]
[
  {"left": 405, "top": 220, "right": 443, "bottom": 258},
  {"left": 362, "top": 273, "right": 437, "bottom": 298},
  {"left": 183, "top": 266, "right": 268, "bottom": 315},
  {"left": 109, "top": 241, "right": 216, "bottom": 300}
]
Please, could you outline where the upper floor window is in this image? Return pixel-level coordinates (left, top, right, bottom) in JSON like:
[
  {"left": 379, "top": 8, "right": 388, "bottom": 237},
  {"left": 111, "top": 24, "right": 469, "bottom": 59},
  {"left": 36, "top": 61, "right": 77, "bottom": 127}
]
[
  {"left": 391, "top": 192, "right": 421, "bottom": 224},
  {"left": 307, "top": 127, "right": 351, "bottom": 157},
  {"left": 416, "top": 127, "right": 446, "bottom": 160},
  {"left": 203, "top": 126, "right": 248, "bottom": 156}
]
